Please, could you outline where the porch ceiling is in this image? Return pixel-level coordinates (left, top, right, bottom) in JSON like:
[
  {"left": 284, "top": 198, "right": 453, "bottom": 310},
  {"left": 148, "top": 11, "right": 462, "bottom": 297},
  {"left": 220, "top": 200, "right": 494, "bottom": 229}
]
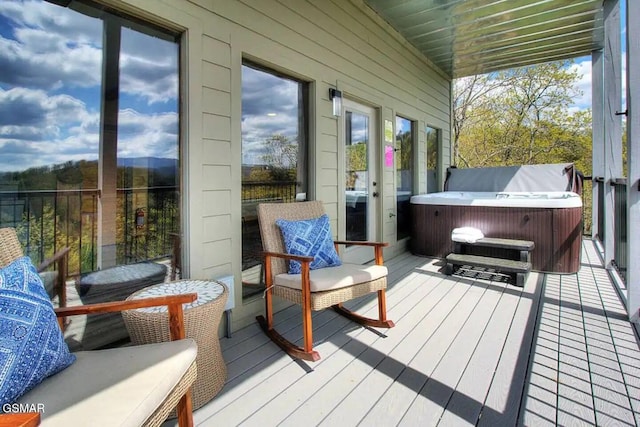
[{"left": 364, "top": 0, "right": 605, "bottom": 78}]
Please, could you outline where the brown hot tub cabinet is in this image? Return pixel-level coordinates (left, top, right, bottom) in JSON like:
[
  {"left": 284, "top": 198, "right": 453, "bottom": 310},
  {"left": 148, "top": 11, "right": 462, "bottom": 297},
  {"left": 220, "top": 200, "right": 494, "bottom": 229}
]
[{"left": 410, "top": 193, "right": 583, "bottom": 274}]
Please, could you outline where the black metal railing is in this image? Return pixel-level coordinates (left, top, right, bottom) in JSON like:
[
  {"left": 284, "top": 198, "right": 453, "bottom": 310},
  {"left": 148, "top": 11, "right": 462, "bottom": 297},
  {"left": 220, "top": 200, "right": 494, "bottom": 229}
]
[
  {"left": 117, "top": 186, "right": 180, "bottom": 265},
  {"left": 0, "top": 186, "right": 179, "bottom": 278},
  {"left": 581, "top": 176, "right": 593, "bottom": 236},
  {"left": 241, "top": 180, "right": 298, "bottom": 204},
  {"left": 589, "top": 176, "right": 628, "bottom": 284},
  {"left": 241, "top": 180, "right": 298, "bottom": 272},
  {"left": 611, "top": 178, "right": 627, "bottom": 282},
  {"left": 592, "top": 176, "right": 606, "bottom": 242},
  {"left": 0, "top": 188, "right": 99, "bottom": 275}
]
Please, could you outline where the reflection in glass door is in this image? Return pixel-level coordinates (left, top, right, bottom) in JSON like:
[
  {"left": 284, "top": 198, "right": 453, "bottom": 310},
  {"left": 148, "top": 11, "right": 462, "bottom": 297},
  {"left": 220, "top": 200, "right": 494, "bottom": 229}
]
[
  {"left": 345, "top": 110, "right": 369, "bottom": 242},
  {"left": 396, "top": 117, "right": 414, "bottom": 240},
  {"left": 240, "top": 62, "right": 309, "bottom": 301},
  {"left": 343, "top": 99, "right": 378, "bottom": 264}
]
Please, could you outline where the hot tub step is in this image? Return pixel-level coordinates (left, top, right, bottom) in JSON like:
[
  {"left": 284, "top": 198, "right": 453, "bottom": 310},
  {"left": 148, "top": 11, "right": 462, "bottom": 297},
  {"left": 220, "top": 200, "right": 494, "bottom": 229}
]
[
  {"left": 445, "top": 253, "right": 531, "bottom": 287},
  {"left": 453, "top": 237, "right": 535, "bottom": 262}
]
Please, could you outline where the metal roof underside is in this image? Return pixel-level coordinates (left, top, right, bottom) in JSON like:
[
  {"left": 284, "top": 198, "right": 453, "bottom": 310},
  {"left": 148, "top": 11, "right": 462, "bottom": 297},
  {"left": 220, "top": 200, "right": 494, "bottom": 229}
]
[{"left": 364, "top": 0, "right": 604, "bottom": 78}]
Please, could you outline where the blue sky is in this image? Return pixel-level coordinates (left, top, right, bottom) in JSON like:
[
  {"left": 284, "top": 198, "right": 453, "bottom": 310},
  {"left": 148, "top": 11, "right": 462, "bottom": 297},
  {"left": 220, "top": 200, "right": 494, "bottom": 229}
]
[
  {"left": 568, "top": 2, "right": 627, "bottom": 114},
  {"left": 0, "top": 0, "right": 179, "bottom": 173},
  {"left": 241, "top": 65, "right": 300, "bottom": 165},
  {"left": 1, "top": 1, "right": 627, "bottom": 173}
]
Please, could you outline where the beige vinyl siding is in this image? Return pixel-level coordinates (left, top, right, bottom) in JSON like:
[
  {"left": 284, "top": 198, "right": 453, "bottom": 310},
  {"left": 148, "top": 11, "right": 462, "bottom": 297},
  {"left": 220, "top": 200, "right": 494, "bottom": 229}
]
[{"left": 102, "top": 0, "right": 451, "bottom": 331}]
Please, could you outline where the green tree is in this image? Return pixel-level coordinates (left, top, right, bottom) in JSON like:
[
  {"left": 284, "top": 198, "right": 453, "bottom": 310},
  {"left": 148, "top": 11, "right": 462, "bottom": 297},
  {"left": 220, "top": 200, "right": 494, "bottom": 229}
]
[
  {"left": 453, "top": 61, "right": 592, "bottom": 169},
  {"left": 453, "top": 60, "right": 594, "bottom": 232},
  {"left": 260, "top": 134, "right": 298, "bottom": 181}
]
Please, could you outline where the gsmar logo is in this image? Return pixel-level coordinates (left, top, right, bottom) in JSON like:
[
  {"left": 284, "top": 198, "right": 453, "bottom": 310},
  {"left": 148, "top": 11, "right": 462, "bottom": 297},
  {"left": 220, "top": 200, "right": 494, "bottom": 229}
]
[{"left": 2, "top": 403, "right": 45, "bottom": 413}]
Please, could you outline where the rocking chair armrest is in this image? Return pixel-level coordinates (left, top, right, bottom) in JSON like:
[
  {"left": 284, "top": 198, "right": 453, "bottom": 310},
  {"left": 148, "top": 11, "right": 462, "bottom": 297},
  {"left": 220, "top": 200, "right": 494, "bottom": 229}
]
[
  {"left": 0, "top": 412, "right": 40, "bottom": 427},
  {"left": 54, "top": 293, "right": 197, "bottom": 317},
  {"left": 54, "top": 293, "right": 197, "bottom": 341},
  {"left": 332, "top": 240, "right": 389, "bottom": 248},
  {"left": 333, "top": 240, "right": 388, "bottom": 265},
  {"left": 261, "top": 251, "right": 314, "bottom": 264},
  {"left": 36, "top": 247, "right": 70, "bottom": 272}
]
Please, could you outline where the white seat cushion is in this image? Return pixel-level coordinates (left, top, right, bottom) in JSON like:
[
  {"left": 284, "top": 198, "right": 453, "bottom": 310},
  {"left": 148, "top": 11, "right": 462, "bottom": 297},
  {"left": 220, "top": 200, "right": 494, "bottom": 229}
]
[
  {"left": 274, "top": 263, "right": 387, "bottom": 292},
  {"left": 18, "top": 339, "right": 197, "bottom": 427}
]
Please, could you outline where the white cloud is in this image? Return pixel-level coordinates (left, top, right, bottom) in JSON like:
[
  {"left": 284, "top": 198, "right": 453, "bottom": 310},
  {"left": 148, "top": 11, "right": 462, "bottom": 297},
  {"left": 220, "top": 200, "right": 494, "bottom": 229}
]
[
  {"left": 241, "top": 65, "right": 301, "bottom": 165},
  {"left": 119, "top": 27, "right": 179, "bottom": 104},
  {"left": 116, "top": 109, "right": 179, "bottom": 159},
  {"left": 0, "top": 0, "right": 179, "bottom": 103},
  {"left": 0, "top": 87, "right": 89, "bottom": 135},
  {"left": 568, "top": 53, "right": 628, "bottom": 114},
  {"left": 0, "top": 0, "right": 181, "bottom": 173},
  {"left": 568, "top": 58, "right": 592, "bottom": 114},
  {"left": 0, "top": 88, "right": 178, "bottom": 172}
]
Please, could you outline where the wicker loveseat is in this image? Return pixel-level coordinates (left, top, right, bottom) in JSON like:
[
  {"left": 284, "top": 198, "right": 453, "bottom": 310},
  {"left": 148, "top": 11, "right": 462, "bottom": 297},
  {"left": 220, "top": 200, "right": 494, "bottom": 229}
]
[{"left": 0, "top": 228, "right": 198, "bottom": 427}]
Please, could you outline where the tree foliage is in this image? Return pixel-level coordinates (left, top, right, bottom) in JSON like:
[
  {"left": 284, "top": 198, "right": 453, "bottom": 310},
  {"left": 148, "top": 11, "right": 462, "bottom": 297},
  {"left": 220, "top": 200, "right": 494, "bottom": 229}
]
[
  {"left": 453, "top": 60, "right": 592, "bottom": 176},
  {"left": 345, "top": 142, "right": 367, "bottom": 189},
  {"left": 259, "top": 134, "right": 298, "bottom": 181}
]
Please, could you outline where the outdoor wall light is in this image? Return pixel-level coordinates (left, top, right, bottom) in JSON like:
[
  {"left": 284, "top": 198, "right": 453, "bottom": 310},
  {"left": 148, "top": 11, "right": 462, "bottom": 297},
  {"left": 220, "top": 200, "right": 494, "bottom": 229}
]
[{"left": 329, "top": 88, "right": 342, "bottom": 117}]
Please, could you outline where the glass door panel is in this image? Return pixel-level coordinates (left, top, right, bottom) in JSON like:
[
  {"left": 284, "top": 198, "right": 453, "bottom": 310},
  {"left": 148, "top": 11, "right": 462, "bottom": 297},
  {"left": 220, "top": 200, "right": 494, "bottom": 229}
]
[
  {"left": 342, "top": 99, "right": 378, "bottom": 264},
  {"left": 345, "top": 110, "right": 369, "bottom": 242}
]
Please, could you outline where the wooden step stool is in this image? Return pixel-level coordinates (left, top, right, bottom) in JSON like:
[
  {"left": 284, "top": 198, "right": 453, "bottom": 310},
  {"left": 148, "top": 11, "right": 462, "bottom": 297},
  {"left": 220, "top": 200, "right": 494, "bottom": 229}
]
[{"left": 446, "top": 237, "right": 535, "bottom": 287}]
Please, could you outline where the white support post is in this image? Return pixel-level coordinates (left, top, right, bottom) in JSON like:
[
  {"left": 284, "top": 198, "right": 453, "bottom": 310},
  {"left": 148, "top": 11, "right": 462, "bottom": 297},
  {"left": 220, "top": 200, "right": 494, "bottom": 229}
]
[
  {"left": 592, "top": 49, "right": 604, "bottom": 241},
  {"left": 626, "top": 0, "right": 640, "bottom": 323},
  {"left": 603, "top": 0, "right": 623, "bottom": 270}
]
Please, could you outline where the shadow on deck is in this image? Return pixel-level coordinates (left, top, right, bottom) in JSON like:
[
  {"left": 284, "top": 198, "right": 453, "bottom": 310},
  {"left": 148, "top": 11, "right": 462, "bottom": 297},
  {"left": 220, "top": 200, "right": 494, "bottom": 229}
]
[{"left": 168, "top": 239, "right": 640, "bottom": 427}]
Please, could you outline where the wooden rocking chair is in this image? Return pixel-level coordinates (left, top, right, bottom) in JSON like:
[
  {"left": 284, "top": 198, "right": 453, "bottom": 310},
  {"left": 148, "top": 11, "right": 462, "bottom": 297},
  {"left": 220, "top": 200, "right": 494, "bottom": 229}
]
[{"left": 256, "top": 200, "right": 394, "bottom": 361}]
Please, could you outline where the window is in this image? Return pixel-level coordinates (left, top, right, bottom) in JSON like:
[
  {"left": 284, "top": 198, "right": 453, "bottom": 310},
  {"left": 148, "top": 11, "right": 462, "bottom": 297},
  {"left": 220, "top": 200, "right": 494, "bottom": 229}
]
[
  {"left": 0, "top": 1, "right": 181, "bottom": 276},
  {"left": 426, "top": 126, "right": 440, "bottom": 193},
  {"left": 396, "top": 116, "right": 414, "bottom": 240},
  {"left": 241, "top": 61, "right": 309, "bottom": 300}
]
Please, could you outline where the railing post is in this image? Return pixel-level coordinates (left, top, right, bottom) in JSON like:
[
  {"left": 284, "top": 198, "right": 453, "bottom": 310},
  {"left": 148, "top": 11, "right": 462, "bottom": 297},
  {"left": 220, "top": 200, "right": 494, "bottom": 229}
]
[
  {"left": 599, "top": 0, "right": 624, "bottom": 270},
  {"left": 592, "top": 51, "right": 604, "bottom": 242},
  {"left": 626, "top": 0, "right": 640, "bottom": 324},
  {"left": 611, "top": 180, "right": 627, "bottom": 282}
]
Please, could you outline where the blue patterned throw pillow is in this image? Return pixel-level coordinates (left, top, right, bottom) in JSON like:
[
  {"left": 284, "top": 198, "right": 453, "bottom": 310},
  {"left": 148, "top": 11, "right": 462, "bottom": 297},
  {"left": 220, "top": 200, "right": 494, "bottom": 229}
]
[
  {"left": 276, "top": 214, "right": 342, "bottom": 274},
  {"left": 0, "top": 257, "right": 76, "bottom": 407}
]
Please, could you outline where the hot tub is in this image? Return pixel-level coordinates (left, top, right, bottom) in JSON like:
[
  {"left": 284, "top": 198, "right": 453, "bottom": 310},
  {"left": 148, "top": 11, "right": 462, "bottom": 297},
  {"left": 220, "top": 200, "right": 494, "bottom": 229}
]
[{"left": 410, "top": 191, "right": 583, "bottom": 273}]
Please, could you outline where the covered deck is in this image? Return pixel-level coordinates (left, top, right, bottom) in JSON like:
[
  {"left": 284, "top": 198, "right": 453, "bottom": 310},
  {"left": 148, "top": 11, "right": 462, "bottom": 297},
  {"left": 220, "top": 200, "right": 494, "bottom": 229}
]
[{"left": 185, "top": 239, "right": 639, "bottom": 426}]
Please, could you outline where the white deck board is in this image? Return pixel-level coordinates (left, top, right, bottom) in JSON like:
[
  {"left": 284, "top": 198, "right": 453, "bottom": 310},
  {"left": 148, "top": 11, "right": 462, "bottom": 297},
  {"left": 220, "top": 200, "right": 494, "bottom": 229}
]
[
  {"left": 319, "top": 276, "right": 473, "bottom": 426},
  {"left": 399, "top": 280, "right": 505, "bottom": 426},
  {"left": 251, "top": 262, "right": 447, "bottom": 426},
  {"left": 165, "top": 239, "right": 640, "bottom": 427},
  {"left": 437, "top": 278, "right": 525, "bottom": 426},
  {"left": 519, "top": 273, "right": 560, "bottom": 427},
  {"left": 475, "top": 271, "right": 543, "bottom": 427}
]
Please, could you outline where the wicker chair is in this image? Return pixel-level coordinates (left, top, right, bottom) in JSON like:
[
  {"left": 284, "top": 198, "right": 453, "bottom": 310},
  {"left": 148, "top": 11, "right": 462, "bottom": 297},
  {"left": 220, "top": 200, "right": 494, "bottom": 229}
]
[
  {"left": 257, "top": 200, "right": 395, "bottom": 361},
  {"left": 0, "top": 227, "right": 70, "bottom": 329},
  {"left": 0, "top": 229, "right": 198, "bottom": 427}
]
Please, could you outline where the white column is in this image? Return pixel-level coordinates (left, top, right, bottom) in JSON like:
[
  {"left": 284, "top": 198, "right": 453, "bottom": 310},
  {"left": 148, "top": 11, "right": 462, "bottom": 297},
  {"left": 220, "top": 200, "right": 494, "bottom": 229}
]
[
  {"left": 592, "top": 49, "right": 604, "bottom": 241},
  {"left": 603, "top": 0, "right": 623, "bottom": 269},
  {"left": 626, "top": 0, "right": 640, "bottom": 323}
]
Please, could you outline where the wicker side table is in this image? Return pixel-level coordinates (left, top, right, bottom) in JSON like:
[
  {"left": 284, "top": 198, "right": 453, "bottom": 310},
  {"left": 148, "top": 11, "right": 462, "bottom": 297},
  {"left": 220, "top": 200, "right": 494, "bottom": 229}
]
[{"left": 122, "top": 280, "right": 228, "bottom": 411}]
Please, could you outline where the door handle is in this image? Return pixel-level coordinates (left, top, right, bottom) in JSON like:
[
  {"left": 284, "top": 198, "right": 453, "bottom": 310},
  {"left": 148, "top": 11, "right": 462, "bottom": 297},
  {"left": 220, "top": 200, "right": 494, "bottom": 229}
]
[{"left": 373, "top": 192, "right": 379, "bottom": 197}]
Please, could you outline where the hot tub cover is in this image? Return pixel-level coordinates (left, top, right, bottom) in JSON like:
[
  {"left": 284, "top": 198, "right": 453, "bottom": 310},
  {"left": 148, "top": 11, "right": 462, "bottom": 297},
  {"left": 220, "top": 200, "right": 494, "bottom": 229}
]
[{"left": 444, "top": 163, "right": 582, "bottom": 193}]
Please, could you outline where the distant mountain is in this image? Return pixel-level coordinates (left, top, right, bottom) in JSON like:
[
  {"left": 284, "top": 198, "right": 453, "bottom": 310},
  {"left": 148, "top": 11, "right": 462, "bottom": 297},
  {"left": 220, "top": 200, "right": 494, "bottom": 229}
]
[
  {"left": 0, "top": 157, "right": 179, "bottom": 191},
  {"left": 117, "top": 157, "right": 178, "bottom": 170}
]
